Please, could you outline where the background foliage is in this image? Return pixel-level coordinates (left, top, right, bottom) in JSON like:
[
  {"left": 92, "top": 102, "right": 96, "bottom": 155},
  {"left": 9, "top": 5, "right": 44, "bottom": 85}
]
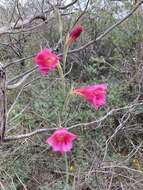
[{"left": 1, "top": 0, "right": 143, "bottom": 189}]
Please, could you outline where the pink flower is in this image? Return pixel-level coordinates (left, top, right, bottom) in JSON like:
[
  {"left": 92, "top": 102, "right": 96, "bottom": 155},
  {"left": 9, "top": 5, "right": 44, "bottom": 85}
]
[
  {"left": 66, "top": 25, "right": 84, "bottom": 47},
  {"left": 72, "top": 84, "right": 107, "bottom": 110},
  {"left": 34, "top": 48, "right": 59, "bottom": 75},
  {"left": 46, "top": 128, "right": 76, "bottom": 154}
]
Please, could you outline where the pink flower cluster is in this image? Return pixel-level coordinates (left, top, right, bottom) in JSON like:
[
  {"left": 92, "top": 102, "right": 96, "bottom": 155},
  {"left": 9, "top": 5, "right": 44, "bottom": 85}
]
[
  {"left": 33, "top": 25, "right": 107, "bottom": 154},
  {"left": 34, "top": 25, "right": 83, "bottom": 76}
]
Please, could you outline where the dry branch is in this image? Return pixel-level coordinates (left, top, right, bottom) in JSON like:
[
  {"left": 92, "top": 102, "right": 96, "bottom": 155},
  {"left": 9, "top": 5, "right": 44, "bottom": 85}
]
[
  {"left": 0, "top": 14, "right": 47, "bottom": 35},
  {"left": 0, "top": 0, "right": 79, "bottom": 36},
  {"left": 3, "top": 102, "right": 143, "bottom": 142},
  {"left": 68, "top": 0, "right": 143, "bottom": 54},
  {"left": 3, "top": 0, "right": 143, "bottom": 69},
  {"left": 0, "top": 63, "right": 7, "bottom": 142}
]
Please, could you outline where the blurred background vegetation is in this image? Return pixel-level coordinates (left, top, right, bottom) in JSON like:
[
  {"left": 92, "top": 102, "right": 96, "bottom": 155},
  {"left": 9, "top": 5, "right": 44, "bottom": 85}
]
[{"left": 0, "top": 0, "right": 143, "bottom": 189}]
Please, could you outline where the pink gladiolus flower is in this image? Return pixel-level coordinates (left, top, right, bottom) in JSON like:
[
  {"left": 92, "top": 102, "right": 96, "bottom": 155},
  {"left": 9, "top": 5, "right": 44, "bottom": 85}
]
[
  {"left": 46, "top": 128, "right": 76, "bottom": 155},
  {"left": 66, "top": 25, "right": 84, "bottom": 47},
  {"left": 72, "top": 84, "right": 107, "bottom": 110},
  {"left": 34, "top": 48, "right": 59, "bottom": 75}
]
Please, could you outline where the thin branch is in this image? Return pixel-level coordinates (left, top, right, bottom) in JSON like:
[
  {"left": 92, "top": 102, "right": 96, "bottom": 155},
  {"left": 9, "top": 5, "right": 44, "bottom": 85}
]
[
  {"left": 0, "top": 63, "right": 7, "bottom": 142},
  {"left": 0, "top": 14, "right": 47, "bottom": 35},
  {"left": 3, "top": 127, "right": 56, "bottom": 142},
  {"left": 72, "top": 0, "right": 90, "bottom": 27},
  {"left": 58, "top": 0, "right": 78, "bottom": 10},
  {"left": 7, "top": 84, "right": 25, "bottom": 119},
  {"left": 67, "top": 0, "right": 143, "bottom": 54},
  {"left": 4, "top": 54, "right": 35, "bottom": 69},
  {"left": 0, "top": 0, "right": 78, "bottom": 36},
  {"left": 6, "top": 71, "right": 34, "bottom": 89},
  {"left": 3, "top": 102, "right": 143, "bottom": 142},
  {"left": 3, "top": 0, "right": 143, "bottom": 69},
  {"left": 7, "top": 66, "right": 37, "bottom": 84}
]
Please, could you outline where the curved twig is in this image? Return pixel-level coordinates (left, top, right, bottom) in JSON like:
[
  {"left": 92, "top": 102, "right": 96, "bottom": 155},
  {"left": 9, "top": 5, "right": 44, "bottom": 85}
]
[{"left": 3, "top": 102, "right": 143, "bottom": 142}]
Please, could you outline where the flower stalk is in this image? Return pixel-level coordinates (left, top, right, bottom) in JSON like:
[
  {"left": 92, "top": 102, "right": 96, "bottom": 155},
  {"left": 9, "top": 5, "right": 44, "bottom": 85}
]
[{"left": 64, "top": 152, "right": 70, "bottom": 190}]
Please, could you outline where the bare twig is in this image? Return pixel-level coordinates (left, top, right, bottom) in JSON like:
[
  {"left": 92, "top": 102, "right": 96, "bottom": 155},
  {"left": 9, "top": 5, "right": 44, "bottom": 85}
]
[
  {"left": 3, "top": 0, "right": 143, "bottom": 69},
  {"left": 67, "top": 0, "right": 143, "bottom": 54},
  {"left": 58, "top": 0, "right": 78, "bottom": 10},
  {"left": 72, "top": 0, "right": 90, "bottom": 27},
  {"left": 3, "top": 127, "right": 56, "bottom": 142},
  {"left": 0, "top": 14, "right": 47, "bottom": 35},
  {"left": 3, "top": 102, "right": 143, "bottom": 142},
  {"left": 0, "top": 63, "right": 7, "bottom": 142},
  {"left": 6, "top": 71, "right": 35, "bottom": 89},
  {"left": 4, "top": 54, "right": 35, "bottom": 69},
  {"left": 7, "top": 84, "right": 25, "bottom": 119},
  {"left": 7, "top": 66, "right": 37, "bottom": 85},
  {"left": 0, "top": 0, "right": 78, "bottom": 36}
]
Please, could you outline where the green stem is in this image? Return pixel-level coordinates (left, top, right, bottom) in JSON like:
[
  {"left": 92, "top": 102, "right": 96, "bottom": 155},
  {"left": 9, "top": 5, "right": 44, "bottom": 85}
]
[
  {"left": 63, "top": 45, "right": 69, "bottom": 74},
  {"left": 62, "top": 87, "right": 73, "bottom": 112},
  {"left": 64, "top": 153, "right": 69, "bottom": 190},
  {"left": 57, "top": 63, "right": 65, "bottom": 82},
  {"left": 57, "top": 63, "right": 65, "bottom": 92}
]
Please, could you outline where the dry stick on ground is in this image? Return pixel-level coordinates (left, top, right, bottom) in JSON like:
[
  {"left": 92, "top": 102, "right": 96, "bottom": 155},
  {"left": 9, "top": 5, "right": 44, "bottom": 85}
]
[{"left": 4, "top": 0, "right": 143, "bottom": 69}]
